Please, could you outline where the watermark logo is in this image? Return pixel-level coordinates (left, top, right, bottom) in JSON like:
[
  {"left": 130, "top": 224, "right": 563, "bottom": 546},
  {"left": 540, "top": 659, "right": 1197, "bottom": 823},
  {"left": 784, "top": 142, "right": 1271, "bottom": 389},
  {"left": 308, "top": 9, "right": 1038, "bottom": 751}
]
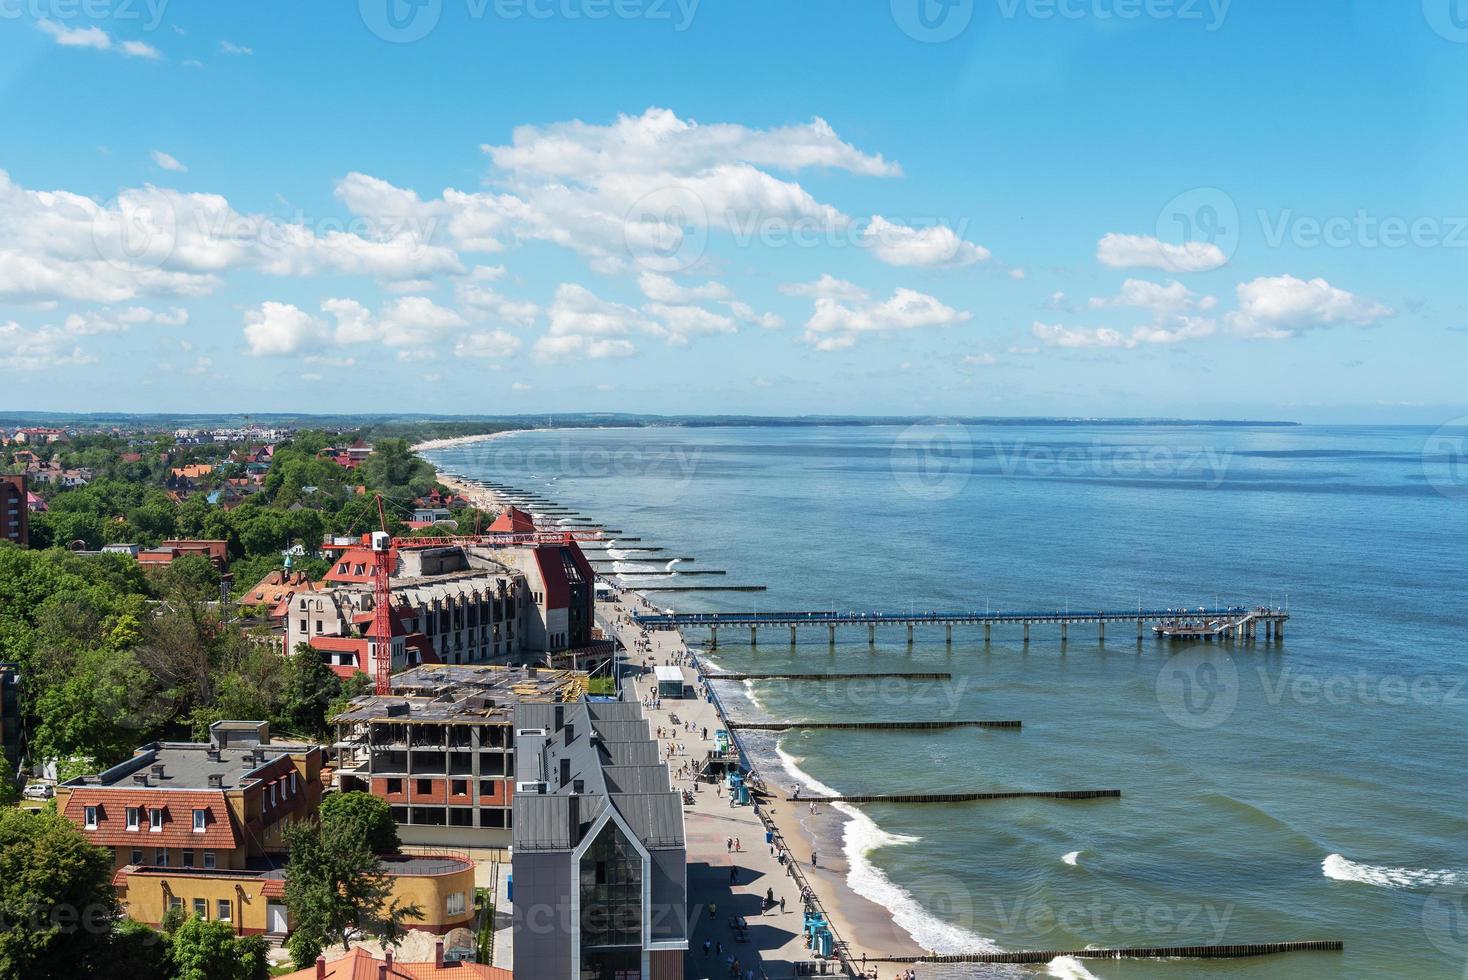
[
  {"left": 891, "top": 0, "right": 974, "bottom": 42},
  {"left": 890, "top": 422, "right": 973, "bottom": 501},
  {"left": 90, "top": 192, "right": 178, "bottom": 271},
  {"left": 1422, "top": 0, "right": 1468, "bottom": 43},
  {"left": 622, "top": 186, "right": 709, "bottom": 273},
  {"left": 1155, "top": 649, "right": 1238, "bottom": 729},
  {"left": 1423, "top": 885, "right": 1468, "bottom": 957},
  {"left": 360, "top": 0, "right": 443, "bottom": 43},
  {"left": 1156, "top": 186, "right": 1240, "bottom": 264},
  {"left": 1423, "top": 418, "right": 1468, "bottom": 501}
]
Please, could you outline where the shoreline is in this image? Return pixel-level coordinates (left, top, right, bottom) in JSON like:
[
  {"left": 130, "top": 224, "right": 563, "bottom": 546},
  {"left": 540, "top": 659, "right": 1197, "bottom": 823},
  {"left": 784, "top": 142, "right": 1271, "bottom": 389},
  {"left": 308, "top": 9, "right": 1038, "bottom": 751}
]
[{"left": 410, "top": 432, "right": 936, "bottom": 969}]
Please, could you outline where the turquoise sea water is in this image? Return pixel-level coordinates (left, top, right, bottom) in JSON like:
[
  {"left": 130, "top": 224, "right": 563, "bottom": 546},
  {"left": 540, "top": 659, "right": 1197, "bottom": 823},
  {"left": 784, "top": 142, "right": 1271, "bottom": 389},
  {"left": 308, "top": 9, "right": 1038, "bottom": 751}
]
[{"left": 425, "top": 424, "right": 1468, "bottom": 979}]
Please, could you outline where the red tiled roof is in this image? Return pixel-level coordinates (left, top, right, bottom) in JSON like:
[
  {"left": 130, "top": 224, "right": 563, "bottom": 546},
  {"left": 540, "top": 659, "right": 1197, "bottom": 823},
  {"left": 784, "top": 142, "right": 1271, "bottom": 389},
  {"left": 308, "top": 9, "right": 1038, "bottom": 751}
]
[
  {"left": 63, "top": 789, "right": 240, "bottom": 849},
  {"left": 274, "top": 948, "right": 509, "bottom": 980},
  {"left": 488, "top": 506, "right": 535, "bottom": 533}
]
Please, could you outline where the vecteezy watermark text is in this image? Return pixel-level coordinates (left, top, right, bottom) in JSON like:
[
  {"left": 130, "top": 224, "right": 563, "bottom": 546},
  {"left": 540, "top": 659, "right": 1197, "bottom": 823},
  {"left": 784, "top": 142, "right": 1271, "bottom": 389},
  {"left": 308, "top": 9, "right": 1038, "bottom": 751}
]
[
  {"left": 359, "top": 0, "right": 699, "bottom": 43},
  {"left": 891, "top": 0, "right": 1231, "bottom": 43}
]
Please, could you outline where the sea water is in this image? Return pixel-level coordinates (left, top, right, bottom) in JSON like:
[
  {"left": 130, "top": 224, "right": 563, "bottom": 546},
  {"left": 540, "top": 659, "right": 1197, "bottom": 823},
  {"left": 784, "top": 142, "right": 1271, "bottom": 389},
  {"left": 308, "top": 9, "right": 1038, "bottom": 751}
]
[{"left": 424, "top": 423, "right": 1468, "bottom": 978}]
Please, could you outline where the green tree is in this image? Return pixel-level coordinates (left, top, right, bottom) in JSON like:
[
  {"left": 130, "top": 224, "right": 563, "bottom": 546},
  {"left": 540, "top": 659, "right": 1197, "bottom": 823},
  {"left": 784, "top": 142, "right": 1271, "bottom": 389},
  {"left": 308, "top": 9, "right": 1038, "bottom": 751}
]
[
  {"left": 101, "top": 919, "right": 173, "bottom": 980},
  {"left": 277, "top": 645, "right": 342, "bottom": 738},
  {"left": 0, "top": 808, "right": 117, "bottom": 979},
  {"left": 319, "top": 791, "right": 401, "bottom": 854},
  {"left": 0, "top": 757, "right": 19, "bottom": 805},
  {"left": 283, "top": 801, "right": 420, "bottom": 968},
  {"left": 169, "top": 916, "right": 268, "bottom": 980}
]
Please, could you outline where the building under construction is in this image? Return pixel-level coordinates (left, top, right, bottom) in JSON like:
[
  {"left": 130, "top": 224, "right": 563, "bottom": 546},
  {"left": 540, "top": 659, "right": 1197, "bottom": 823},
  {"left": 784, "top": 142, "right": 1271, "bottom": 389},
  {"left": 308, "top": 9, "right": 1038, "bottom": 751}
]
[{"left": 331, "top": 665, "right": 587, "bottom": 847}]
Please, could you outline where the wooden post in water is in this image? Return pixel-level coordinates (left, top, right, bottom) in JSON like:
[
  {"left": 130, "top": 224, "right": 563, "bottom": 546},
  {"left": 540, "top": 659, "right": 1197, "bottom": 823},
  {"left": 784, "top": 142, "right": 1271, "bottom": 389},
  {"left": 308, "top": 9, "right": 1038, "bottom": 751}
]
[
  {"left": 1098, "top": 620, "right": 1104, "bottom": 643},
  {"left": 907, "top": 623, "right": 914, "bottom": 645},
  {"left": 750, "top": 626, "right": 757, "bottom": 646},
  {"left": 868, "top": 623, "right": 876, "bottom": 645},
  {"left": 1023, "top": 621, "right": 1030, "bottom": 644},
  {"left": 710, "top": 625, "right": 717, "bottom": 650},
  {"left": 790, "top": 625, "right": 797, "bottom": 645},
  {"left": 946, "top": 624, "right": 952, "bottom": 644},
  {"left": 984, "top": 622, "right": 991, "bottom": 643},
  {"left": 829, "top": 624, "right": 836, "bottom": 646}
]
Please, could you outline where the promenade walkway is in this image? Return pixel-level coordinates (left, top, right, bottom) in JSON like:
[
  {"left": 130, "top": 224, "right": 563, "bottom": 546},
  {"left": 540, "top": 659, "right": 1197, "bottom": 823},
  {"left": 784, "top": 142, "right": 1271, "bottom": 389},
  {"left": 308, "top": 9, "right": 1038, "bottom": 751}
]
[{"left": 598, "top": 587, "right": 923, "bottom": 979}]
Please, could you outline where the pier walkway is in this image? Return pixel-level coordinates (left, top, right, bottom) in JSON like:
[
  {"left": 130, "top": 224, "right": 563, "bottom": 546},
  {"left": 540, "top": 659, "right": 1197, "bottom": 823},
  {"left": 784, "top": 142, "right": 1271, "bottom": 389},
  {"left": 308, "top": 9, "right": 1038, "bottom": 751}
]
[{"left": 634, "top": 605, "right": 1289, "bottom": 645}]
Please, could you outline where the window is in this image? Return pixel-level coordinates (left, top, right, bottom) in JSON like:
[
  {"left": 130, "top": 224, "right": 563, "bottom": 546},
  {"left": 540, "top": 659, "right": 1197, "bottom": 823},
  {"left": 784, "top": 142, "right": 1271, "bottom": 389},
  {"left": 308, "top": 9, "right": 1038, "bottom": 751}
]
[
  {"left": 269, "top": 784, "right": 277, "bottom": 806},
  {"left": 149, "top": 808, "right": 164, "bottom": 831},
  {"left": 193, "top": 808, "right": 207, "bottom": 832},
  {"left": 417, "top": 778, "right": 433, "bottom": 795},
  {"left": 130, "top": 849, "right": 143, "bottom": 865},
  {"left": 299, "top": 619, "right": 307, "bottom": 631},
  {"left": 203, "top": 851, "right": 216, "bottom": 869},
  {"left": 386, "top": 778, "right": 402, "bottom": 794},
  {"left": 193, "top": 898, "right": 207, "bottom": 919},
  {"left": 451, "top": 779, "right": 468, "bottom": 796},
  {"left": 291, "top": 772, "right": 298, "bottom": 795},
  {"left": 126, "top": 807, "right": 140, "bottom": 831},
  {"left": 168, "top": 896, "right": 182, "bottom": 911},
  {"left": 216, "top": 899, "right": 231, "bottom": 923},
  {"left": 156, "top": 848, "right": 169, "bottom": 867},
  {"left": 446, "top": 892, "right": 466, "bottom": 916},
  {"left": 182, "top": 850, "right": 195, "bottom": 868},
  {"left": 83, "top": 806, "right": 98, "bottom": 829}
]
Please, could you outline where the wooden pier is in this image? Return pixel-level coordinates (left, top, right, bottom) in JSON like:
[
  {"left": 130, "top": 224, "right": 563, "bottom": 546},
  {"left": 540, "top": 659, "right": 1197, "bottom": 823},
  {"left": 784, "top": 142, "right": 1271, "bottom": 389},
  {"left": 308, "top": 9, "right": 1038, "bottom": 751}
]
[
  {"left": 728, "top": 720, "right": 1020, "bottom": 731},
  {"left": 633, "top": 605, "right": 1289, "bottom": 647},
  {"left": 707, "top": 671, "right": 952, "bottom": 681},
  {"left": 863, "top": 939, "right": 1343, "bottom": 964}
]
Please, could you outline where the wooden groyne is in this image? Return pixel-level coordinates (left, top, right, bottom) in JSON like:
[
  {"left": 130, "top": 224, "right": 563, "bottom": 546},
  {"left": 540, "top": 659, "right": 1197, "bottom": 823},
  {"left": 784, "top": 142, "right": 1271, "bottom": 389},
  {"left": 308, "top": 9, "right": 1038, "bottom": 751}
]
[
  {"left": 707, "top": 672, "right": 953, "bottom": 681},
  {"left": 783, "top": 790, "right": 1119, "bottom": 803},
  {"left": 863, "top": 940, "right": 1343, "bottom": 964},
  {"left": 729, "top": 720, "right": 1020, "bottom": 731},
  {"left": 638, "top": 585, "right": 767, "bottom": 592}
]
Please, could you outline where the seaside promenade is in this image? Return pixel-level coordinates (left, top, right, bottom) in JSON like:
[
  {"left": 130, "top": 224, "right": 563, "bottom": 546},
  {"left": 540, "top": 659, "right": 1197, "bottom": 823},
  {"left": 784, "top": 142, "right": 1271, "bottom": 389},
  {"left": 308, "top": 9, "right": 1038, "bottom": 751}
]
[{"left": 598, "top": 586, "right": 927, "bottom": 980}]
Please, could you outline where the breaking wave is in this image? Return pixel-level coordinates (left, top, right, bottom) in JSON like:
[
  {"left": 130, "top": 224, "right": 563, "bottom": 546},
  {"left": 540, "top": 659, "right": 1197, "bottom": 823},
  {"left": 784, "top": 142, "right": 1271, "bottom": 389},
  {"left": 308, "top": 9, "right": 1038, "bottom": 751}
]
[{"left": 1322, "top": 854, "right": 1465, "bottom": 890}]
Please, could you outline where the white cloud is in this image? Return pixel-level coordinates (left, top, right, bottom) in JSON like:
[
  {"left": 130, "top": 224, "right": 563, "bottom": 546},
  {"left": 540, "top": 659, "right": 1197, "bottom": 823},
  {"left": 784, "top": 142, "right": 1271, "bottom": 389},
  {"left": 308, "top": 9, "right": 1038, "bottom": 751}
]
[
  {"left": 644, "top": 302, "right": 737, "bottom": 346},
  {"left": 727, "top": 301, "right": 783, "bottom": 330},
  {"left": 779, "top": 274, "right": 869, "bottom": 302},
  {"left": 0, "top": 170, "right": 462, "bottom": 305},
  {"left": 119, "top": 40, "right": 162, "bottom": 60},
  {"left": 323, "top": 295, "right": 468, "bottom": 348},
  {"left": 63, "top": 305, "right": 188, "bottom": 334},
  {"left": 637, "top": 271, "right": 731, "bottom": 304},
  {"left": 219, "top": 40, "right": 253, "bottom": 55},
  {"left": 800, "top": 286, "right": 970, "bottom": 351},
  {"left": 243, "top": 302, "right": 330, "bottom": 356},
  {"left": 454, "top": 329, "right": 523, "bottom": 359},
  {"left": 862, "top": 215, "right": 990, "bottom": 268},
  {"left": 1226, "top": 275, "right": 1395, "bottom": 338},
  {"left": 485, "top": 107, "right": 899, "bottom": 180},
  {"left": 37, "top": 19, "right": 111, "bottom": 49},
  {"left": 37, "top": 20, "right": 162, "bottom": 59},
  {"left": 455, "top": 267, "right": 540, "bottom": 327},
  {"left": 0, "top": 320, "right": 96, "bottom": 371},
  {"left": 1088, "top": 279, "right": 1217, "bottom": 317},
  {"left": 184, "top": 355, "right": 212, "bottom": 375},
  {"left": 964, "top": 353, "right": 998, "bottom": 366},
  {"left": 1032, "top": 316, "right": 1216, "bottom": 349},
  {"left": 511, "top": 382, "right": 532, "bottom": 392},
  {"left": 151, "top": 150, "right": 187, "bottom": 173},
  {"left": 533, "top": 284, "right": 650, "bottom": 362},
  {"left": 339, "top": 108, "right": 895, "bottom": 274},
  {"left": 1096, "top": 233, "right": 1227, "bottom": 273}
]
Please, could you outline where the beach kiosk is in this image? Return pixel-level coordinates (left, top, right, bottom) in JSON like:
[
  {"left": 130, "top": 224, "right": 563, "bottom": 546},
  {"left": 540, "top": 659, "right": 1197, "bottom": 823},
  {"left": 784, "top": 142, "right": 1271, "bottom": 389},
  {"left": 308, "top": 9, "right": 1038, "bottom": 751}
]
[{"left": 654, "top": 664, "right": 685, "bottom": 699}]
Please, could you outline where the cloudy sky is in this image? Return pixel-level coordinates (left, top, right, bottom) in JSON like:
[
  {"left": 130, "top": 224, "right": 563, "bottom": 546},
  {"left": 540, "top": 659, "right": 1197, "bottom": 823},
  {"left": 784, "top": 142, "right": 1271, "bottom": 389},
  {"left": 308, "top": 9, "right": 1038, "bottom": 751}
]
[{"left": 2, "top": 2, "right": 1466, "bottom": 421}]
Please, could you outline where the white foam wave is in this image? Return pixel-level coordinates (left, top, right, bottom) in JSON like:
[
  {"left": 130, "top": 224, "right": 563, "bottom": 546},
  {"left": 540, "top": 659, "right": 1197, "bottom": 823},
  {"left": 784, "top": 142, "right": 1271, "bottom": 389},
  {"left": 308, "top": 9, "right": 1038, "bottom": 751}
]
[
  {"left": 665, "top": 558, "right": 682, "bottom": 573},
  {"left": 1046, "top": 956, "right": 1100, "bottom": 980},
  {"left": 1061, "top": 850, "right": 1082, "bottom": 866},
  {"left": 1322, "top": 854, "right": 1464, "bottom": 890},
  {"left": 773, "top": 744, "right": 998, "bottom": 955}
]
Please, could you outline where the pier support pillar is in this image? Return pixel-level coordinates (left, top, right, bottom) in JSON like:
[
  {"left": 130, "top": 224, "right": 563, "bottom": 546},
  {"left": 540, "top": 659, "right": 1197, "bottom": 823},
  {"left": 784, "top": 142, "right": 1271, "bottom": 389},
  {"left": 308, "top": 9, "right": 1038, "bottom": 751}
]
[
  {"left": 946, "top": 624, "right": 952, "bottom": 644},
  {"left": 1023, "top": 622, "right": 1030, "bottom": 644},
  {"left": 790, "top": 625, "right": 797, "bottom": 645},
  {"left": 1265, "top": 621, "right": 1272, "bottom": 642},
  {"left": 907, "top": 624, "right": 914, "bottom": 645},
  {"left": 984, "top": 622, "right": 991, "bottom": 644},
  {"left": 1137, "top": 619, "right": 1144, "bottom": 641},
  {"left": 829, "top": 624, "right": 836, "bottom": 646},
  {"left": 1098, "top": 621, "right": 1104, "bottom": 643},
  {"left": 709, "top": 626, "right": 717, "bottom": 650},
  {"left": 1060, "top": 621, "right": 1068, "bottom": 644},
  {"left": 750, "top": 626, "right": 757, "bottom": 646},
  {"left": 868, "top": 624, "right": 876, "bottom": 645},
  {"left": 1275, "top": 621, "right": 1284, "bottom": 642}
]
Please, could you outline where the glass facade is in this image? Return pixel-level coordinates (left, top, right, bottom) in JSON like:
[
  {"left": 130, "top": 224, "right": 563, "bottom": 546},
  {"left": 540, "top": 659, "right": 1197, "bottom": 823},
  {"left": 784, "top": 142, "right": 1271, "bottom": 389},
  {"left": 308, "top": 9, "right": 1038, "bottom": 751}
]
[{"left": 579, "top": 819, "right": 643, "bottom": 978}]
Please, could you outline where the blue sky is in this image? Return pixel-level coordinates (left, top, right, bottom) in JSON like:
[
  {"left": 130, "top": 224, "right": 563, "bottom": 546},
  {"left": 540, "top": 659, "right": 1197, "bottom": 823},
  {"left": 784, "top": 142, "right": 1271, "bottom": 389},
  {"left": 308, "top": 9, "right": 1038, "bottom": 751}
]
[{"left": 2, "top": 0, "right": 1466, "bottom": 421}]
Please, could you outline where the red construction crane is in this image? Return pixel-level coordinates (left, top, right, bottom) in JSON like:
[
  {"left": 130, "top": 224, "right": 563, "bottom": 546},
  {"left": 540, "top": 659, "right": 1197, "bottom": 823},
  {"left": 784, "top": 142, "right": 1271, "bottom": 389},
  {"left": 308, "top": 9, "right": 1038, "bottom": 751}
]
[{"left": 366, "top": 494, "right": 601, "bottom": 695}]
